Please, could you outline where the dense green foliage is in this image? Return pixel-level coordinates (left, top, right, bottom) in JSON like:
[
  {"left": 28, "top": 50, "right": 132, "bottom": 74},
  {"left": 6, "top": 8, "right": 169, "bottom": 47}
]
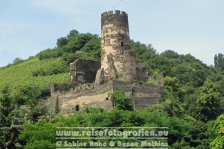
[
  {"left": 210, "top": 114, "right": 224, "bottom": 148},
  {"left": 196, "top": 81, "right": 223, "bottom": 122},
  {"left": 214, "top": 53, "right": 224, "bottom": 71},
  {"left": 0, "top": 29, "right": 224, "bottom": 148},
  {"left": 0, "top": 87, "right": 13, "bottom": 127},
  {"left": 37, "top": 29, "right": 100, "bottom": 64},
  {"left": 18, "top": 108, "right": 207, "bottom": 149},
  {"left": 111, "top": 90, "right": 133, "bottom": 111}
]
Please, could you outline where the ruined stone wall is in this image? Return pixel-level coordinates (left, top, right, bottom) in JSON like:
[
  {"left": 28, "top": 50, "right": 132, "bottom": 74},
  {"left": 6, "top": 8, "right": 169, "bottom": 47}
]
[
  {"left": 136, "top": 64, "right": 148, "bottom": 82},
  {"left": 101, "top": 10, "right": 138, "bottom": 82},
  {"left": 112, "top": 81, "right": 162, "bottom": 109},
  {"left": 132, "top": 84, "right": 162, "bottom": 109},
  {"left": 50, "top": 82, "right": 114, "bottom": 114},
  {"left": 70, "top": 59, "right": 100, "bottom": 84},
  {"left": 48, "top": 80, "right": 162, "bottom": 114},
  {"left": 47, "top": 95, "right": 59, "bottom": 114},
  {"left": 123, "top": 50, "right": 138, "bottom": 81}
]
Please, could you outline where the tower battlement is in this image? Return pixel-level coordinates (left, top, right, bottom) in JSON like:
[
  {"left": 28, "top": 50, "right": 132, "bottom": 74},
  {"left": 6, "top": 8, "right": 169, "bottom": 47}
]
[
  {"left": 101, "top": 10, "right": 127, "bottom": 17},
  {"left": 101, "top": 10, "right": 128, "bottom": 27}
]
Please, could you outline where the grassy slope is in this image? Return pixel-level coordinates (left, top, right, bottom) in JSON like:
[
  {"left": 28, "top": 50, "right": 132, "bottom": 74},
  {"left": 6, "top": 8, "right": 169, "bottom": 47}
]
[{"left": 0, "top": 57, "right": 69, "bottom": 92}]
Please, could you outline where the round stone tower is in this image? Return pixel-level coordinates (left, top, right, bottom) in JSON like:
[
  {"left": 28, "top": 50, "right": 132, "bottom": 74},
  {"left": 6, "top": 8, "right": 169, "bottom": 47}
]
[{"left": 101, "top": 10, "right": 137, "bottom": 82}]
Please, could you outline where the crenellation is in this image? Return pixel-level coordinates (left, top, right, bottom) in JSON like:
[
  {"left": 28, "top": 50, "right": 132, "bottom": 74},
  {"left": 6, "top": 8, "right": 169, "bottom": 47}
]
[
  {"left": 107, "top": 11, "right": 113, "bottom": 15},
  {"left": 121, "top": 11, "right": 126, "bottom": 15},
  {"left": 102, "top": 10, "right": 128, "bottom": 17},
  {"left": 101, "top": 10, "right": 128, "bottom": 27},
  {"left": 115, "top": 10, "right": 120, "bottom": 15}
]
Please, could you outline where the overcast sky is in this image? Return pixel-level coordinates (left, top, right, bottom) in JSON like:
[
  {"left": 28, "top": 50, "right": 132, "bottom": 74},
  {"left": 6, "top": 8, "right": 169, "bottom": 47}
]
[{"left": 0, "top": 0, "right": 224, "bottom": 67}]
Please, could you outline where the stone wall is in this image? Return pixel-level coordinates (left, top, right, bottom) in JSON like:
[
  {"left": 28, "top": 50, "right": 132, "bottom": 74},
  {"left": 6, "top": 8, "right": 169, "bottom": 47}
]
[
  {"left": 47, "top": 95, "right": 59, "bottom": 114},
  {"left": 132, "top": 84, "right": 162, "bottom": 109},
  {"left": 70, "top": 59, "right": 100, "bottom": 84},
  {"left": 49, "top": 82, "right": 114, "bottom": 114},
  {"left": 136, "top": 64, "right": 148, "bottom": 82},
  {"left": 48, "top": 80, "right": 162, "bottom": 114}
]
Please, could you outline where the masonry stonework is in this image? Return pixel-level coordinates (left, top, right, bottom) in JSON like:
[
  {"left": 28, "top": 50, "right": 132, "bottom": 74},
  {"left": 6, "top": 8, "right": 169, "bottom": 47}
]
[
  {"left": 101, "top": 10, "right": 138, "bottom": 82},
  {"left": 47, "top": 10, "right": 163, "bottom": 114}
]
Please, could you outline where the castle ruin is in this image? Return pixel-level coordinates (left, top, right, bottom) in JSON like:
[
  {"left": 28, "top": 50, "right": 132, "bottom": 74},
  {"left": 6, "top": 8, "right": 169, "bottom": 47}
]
[{"left": 47, "top": 10, "right": 162, "bottom": 114}]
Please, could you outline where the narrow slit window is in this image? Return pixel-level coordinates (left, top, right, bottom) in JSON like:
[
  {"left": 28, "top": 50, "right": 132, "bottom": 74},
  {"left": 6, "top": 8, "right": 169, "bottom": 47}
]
[
  {"left": 121, "top": 42, "right": 124, "bottom": 47},
  {"left": 75, "top": 105, "right": 80, "bottom": 111}
]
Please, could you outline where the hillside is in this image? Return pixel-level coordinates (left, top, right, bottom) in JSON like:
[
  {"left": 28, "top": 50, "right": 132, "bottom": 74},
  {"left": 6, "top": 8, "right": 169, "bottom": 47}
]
[
  {"left": 0, "top": 30, "right": 100, "bottom": 98},
  {"left": 0, "top": 57, "right": 69, "bottom": 94},
  {"left": 0, "top": 30, "right": 224, "bottom": 148}
]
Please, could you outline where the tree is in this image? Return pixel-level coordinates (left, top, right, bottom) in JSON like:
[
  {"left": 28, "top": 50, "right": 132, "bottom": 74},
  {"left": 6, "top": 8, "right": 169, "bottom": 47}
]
[
  {"left": 162, "top": 77, "right": 185, "bottom": 117},
  {"left": 0, "top": 87, "right": 13, "bottom": 148},
  {"left": 27, "top": 101, "right": 48, "bottom": 122},
  {"left": 19, "top": 120, "right": 56, "bottom": 149},
  {"left": 67, "top": 29, "right": 79, "bottom": 39},
  {"left": 111, "top": 91, "right": 133, "bottom": 111},
  {"left": 12, "top": 58, "right": 23, "bottom": 65},
  {"left": 214, "top": 53, "right": 224, "bottom": 71},
  {"left": 196, "top": 81, "right": 223, "bottom": 122},
  {"left": 210, "top": 114, "right": 224, "bottom": 148},
  {"left": 160, "top": 50, "right": 179, "bottom": 58},
  {"left": 56, "top": 37, "right": 68, "bottom": 48},
  {"left": 12, "top": 85, "right": 41, "bottom": 106},
  {"left": 0, "top": 86, "right": 13, "bottom": 127},
  {"left": 5, "top": 105, "right": 23, "bottom": 149}
]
